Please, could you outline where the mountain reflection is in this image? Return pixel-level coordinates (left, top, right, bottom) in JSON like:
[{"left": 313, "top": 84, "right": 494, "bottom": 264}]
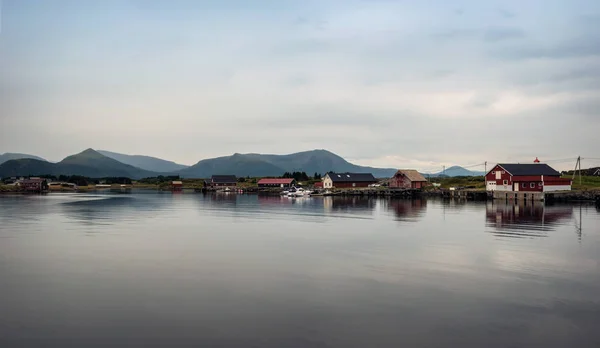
[{"left": 486, "top": 202, "right": 573, "bottom": 238}]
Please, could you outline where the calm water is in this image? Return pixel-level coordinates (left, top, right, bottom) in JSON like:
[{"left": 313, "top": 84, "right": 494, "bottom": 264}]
[{"left": 1, "top": 192, "right": 599, "bottom": 348}]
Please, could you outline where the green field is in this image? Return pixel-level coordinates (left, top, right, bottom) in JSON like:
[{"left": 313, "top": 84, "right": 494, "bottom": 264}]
[
  {"left": 427, "top": 176, "right": 486, "bottom": 190},
  {"left": 565, "top": 175, "right": 600, "bottom": 190}
]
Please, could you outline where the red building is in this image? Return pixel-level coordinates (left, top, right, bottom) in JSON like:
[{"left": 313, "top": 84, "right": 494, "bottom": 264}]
[
  {"left": 322, "top": 172, "right": 377, "bottom": 189},
  {"left": 389, "top": 169, "right": 428, "bottom": 189},
  {"left": 18, "top": 178, "right": 48, "bottom": 192},
  {"left": 171, "top": 181, "right": 183, "bottom": 191},
  {"left": 257, "top": 178, "right": 296, "bottom": 188},
  {"left": 485, "top": 161, "right": 571, "bottom": 192}
]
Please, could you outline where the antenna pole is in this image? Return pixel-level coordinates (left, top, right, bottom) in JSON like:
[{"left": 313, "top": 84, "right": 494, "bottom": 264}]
[{"left": 577, "top": 156, "right": 581, "bottom": 185}]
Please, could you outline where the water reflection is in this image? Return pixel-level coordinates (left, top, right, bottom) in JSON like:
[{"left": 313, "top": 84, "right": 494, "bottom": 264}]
[
  {"left": 384, "top": 199, "right": 427, "bottom": 221},
  {"left": 2, "top": 193, "right": 600, "bottom": 347},
  {"left": 323, "top": 196, "right": 376, "bottom": 216},
  {"left": 486, "top": 201, "right": 573, "bottom": 238}
]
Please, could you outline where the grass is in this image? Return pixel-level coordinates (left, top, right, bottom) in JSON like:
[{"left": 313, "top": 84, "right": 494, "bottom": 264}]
[
  {"left": 564, "top": 175, "right": 600, "bottom": 191},
  {"left": 428, "top": 176, "right": 486, "bottom": 190},
  {"left": 0, "top": 185, "right": 19, "bottom": 192}
]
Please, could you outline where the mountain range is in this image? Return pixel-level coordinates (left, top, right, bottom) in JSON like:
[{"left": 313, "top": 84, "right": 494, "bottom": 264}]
[
  {"left": 0, "top": 149, "right": 157, "bottom": 179},
  {"left": 426, "top": 166, "right": 485, "bottom": 177},
  {"left": 98, "top": 150, "right": 188, "bottom": 172},
  {"left": 0, "top": 153, "right": 47, "bottom": 165},
  {"left": 178, "top": 150, "right": 397, "bottom": 178},
  {"left": 0, "top": 149, "right": 481, "bottom": 179}
]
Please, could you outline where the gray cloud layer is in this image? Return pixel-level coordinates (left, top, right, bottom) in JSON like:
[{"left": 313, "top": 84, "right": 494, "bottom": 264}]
[{"left": 1, "top": 0, "right": 599, "bottom": 171}]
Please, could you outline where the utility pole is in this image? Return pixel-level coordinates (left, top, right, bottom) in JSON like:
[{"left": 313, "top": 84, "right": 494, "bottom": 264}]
[
  {"left": 484, "top": 161, "right": 487, "bottom": 187},
  {"left": 572, "top": 156, "right": 582, "bottom": 185}
]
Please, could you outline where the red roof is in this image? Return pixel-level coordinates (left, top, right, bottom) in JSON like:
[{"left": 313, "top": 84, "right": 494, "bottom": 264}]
[{"left": 257, "top": 178, "right": 295, "bottom": 185}]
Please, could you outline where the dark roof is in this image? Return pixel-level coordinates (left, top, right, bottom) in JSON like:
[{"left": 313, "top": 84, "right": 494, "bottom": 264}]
[
  {"left": 211, "top": 175, "right": 237, "bottom": 183},
  {"left": 327, "top": 172, "right": 376, "bottom": 182},
  {"left": 257, "top": 178, "right": 295, "bottom": 185},
  {"left": 497, "top": 164, "right": 560, "bottom": 176}
]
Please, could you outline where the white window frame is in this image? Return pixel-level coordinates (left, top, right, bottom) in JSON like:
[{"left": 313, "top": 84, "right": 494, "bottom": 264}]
[
  {"left": 530, "top": 183, "right": 535, "bottom": 188},
  {"left": 503, "top": 180, "right": 508, "bottom": 185}
]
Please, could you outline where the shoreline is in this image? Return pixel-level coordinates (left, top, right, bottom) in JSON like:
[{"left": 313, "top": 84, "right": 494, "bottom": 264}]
[{"left": 3, "top": 186, "right": 599, "bottom": 204}]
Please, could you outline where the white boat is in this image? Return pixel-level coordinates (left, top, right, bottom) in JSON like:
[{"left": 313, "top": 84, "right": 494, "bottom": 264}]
[{"left": 289, "top": 187, "right": 312, "bottom": 197}]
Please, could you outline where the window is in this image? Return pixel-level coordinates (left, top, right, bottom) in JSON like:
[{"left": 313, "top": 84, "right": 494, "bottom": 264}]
[
  {"left": 530, "top": 183, "right": 535, "bottom": 188},
  {"left": 352, "top": 183, "right": 356, "bottom": 187},
  {"left": 522, "top": 183, "right": 526, "bottom": 188},
  {"left": 539, "top": 182, "right": 543, "bottom": 187},
  {"left": 501, "top": 171, "right": 506, "bottom": 174},
  {"left": 492, "top": 171, "right": 495, "bottom": 174},
  {"left": 503, "top": 180, "right": 508, "bottom": 185}
]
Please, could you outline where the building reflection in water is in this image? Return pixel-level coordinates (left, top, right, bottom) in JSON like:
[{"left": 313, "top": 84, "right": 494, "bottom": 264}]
[
  {"left": 202, "top": 192, "right": 238, "bottom": 206},
  {"left": 323, "top": 197, "right": 376, "bottom": 216},
  {"left": 384, "top": 199, "right": 427, "bottom": 222},
  {"left": 486, "top": 201, "right": 573, "bottom": 238}
]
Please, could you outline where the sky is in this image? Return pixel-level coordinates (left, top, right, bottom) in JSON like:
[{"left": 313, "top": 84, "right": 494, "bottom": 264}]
[{"left": 1, "top": 0, "right": 599, "bottom": 172}]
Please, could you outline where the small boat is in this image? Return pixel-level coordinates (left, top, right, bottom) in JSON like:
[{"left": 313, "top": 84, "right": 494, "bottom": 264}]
[{"left": 289, "top": 187, "right": 312, "bottom": 197}]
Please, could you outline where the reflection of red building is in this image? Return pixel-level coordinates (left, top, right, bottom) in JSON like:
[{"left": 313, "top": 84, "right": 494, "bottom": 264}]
[
  {"left": 387, "top": 199, "right": 427, "bottom": 220},
  {"left": 257, "top": 195, "right": 293, "bottom": 205},
  {"left": 486, "top": 202, "right": 573, "bottom": 233}
]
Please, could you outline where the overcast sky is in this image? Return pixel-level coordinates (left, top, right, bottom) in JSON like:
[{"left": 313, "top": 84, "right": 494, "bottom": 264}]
[{"left": 1, "top": 0, "right": 599, "bottom": 172}]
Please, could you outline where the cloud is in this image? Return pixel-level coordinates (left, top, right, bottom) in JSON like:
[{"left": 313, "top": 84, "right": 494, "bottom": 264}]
[
  {"left": 0, "top": 0, "right": 598, "bottom": 170},
  {"left": 483, "top": 27, "right": 525, "bottom": 42},
  {"left": 498, "top": 8, "right": 516, "bottom": 18}
]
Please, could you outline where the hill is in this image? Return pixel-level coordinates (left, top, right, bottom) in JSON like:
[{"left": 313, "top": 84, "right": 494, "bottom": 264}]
[
  {"left": 0, "top": 152, "right": 46, "bottom": 165},
  {"left": 428, "top": 166, "right": 485, "bottom": 177},
  {"left": 177, "top": 150, "right": 397, "bottom": 178},
  {"left": 0, "top": 149, "right": 158, "bottom": 179},
  {"left": 98, "top": 150, "right": 188, "bottom": 172}
]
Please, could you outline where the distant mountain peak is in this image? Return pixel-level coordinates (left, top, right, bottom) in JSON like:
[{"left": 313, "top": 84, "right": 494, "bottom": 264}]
[{"left": 97, "top": 150, "right": 189, "bottom": 173}]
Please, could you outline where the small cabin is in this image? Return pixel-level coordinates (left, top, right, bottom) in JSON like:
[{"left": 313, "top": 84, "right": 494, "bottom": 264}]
[
  {"left": 18, "top": 178, "right": 48, "bottom": 192},
  {"left": 389, "top": 170, "right": 428, "bottom": 189},
  {"left": 210, "top": 175, "right": 237, "bottom": 188},
  {"left": 171, "top": 181, "right": 183, "bottom": 191}
]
